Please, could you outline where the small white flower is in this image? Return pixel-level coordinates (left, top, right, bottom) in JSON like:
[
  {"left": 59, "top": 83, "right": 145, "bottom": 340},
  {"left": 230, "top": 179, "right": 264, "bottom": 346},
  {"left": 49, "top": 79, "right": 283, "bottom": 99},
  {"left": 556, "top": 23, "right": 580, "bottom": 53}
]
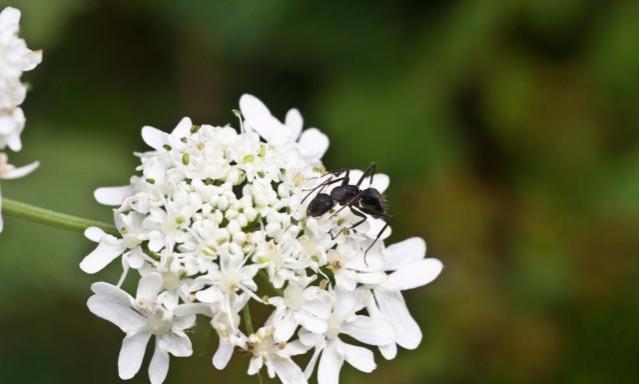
[
  {"left": 0, "top": 152, "right": 38, "bottom": 232},
  {"left": 246, "top": 326, "right": 309, "bottom": 384},
  {"left": 301, "top": 288, "right": 395, "bottom": 384},
  {"left": 87, "top": 273, "right": 196, "bottom": 384},
  {"left": 368, "top": 237, "right": 443, "bottom": 358},
  {"left": 268, "top": 282, "right": 332, "bottom": 342},
  {"left": 239, "top": 94, "right": 329, "bottom": 160},
  {"left": 0, "top": 6, "right": 41, "bottom": 152}
]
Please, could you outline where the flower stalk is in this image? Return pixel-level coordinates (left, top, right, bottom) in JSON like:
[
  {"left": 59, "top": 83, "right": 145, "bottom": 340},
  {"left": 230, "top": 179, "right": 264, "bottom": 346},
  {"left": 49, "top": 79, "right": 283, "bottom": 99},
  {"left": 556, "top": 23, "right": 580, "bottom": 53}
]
[
  {"left": 1, "top": 197, "right": 117, "bottom": 235},
  {"left": 242, "top": 304, "right": 255, "bottom": 335}
]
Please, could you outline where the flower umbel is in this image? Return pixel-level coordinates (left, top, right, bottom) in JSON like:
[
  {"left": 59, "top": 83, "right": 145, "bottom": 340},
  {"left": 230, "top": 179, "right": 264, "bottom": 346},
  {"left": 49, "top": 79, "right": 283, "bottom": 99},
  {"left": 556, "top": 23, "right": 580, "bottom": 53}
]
[{"left": 82, "top": 94, "right": 443, "bottom": 383}]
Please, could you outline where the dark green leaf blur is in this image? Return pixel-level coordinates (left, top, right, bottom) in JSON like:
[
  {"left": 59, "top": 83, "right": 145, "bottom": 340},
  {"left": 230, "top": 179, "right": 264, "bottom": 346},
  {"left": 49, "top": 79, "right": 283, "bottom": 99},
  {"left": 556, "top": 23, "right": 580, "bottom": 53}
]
[{"left": 1, "top": 0, "right": 638, "bottom": 383}]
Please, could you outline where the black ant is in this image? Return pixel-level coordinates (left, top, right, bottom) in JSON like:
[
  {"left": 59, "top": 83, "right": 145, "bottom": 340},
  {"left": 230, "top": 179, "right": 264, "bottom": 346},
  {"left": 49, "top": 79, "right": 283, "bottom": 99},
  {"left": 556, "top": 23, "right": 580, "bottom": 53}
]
[{"left": 302, "top": 163, "right": 391, "bottom": 259}]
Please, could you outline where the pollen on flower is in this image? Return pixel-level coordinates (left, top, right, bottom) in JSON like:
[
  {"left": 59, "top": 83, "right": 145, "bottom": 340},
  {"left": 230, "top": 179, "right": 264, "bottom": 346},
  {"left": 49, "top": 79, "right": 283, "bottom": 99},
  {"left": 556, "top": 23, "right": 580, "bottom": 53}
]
[{"left": 81, "top": 94, "right": 443, "bottom": 384}]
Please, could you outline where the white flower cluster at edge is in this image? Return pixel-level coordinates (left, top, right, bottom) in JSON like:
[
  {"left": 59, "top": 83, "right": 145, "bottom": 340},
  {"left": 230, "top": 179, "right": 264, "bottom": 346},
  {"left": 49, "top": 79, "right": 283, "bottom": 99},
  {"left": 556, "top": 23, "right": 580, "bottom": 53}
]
[
  {"left": 0, "top": 6, "right": 41, "bottom": 232},
  {"left": 82, "top": 94, "right": 443, "bottom": 384}
]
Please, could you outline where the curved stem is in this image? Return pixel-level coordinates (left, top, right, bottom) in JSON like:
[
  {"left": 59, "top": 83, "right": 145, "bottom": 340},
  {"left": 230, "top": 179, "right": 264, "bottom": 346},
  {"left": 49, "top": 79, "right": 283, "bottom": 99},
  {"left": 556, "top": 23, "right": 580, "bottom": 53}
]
[{"left": 2, "top": 197, "right": 117, "bottom": 235}]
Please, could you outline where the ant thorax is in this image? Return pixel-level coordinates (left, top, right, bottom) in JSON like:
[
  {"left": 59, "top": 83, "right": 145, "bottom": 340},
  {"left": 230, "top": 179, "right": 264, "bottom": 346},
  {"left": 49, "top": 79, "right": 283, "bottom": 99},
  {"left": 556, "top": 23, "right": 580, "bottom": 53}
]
[{"left": 330, "top": 184, "right": 359, "bottom": 205}]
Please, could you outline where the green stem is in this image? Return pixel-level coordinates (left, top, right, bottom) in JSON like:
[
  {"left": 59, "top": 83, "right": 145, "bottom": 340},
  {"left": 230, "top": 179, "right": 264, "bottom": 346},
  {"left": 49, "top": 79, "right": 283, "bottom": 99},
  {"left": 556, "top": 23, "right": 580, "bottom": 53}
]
[
  {"left": 1, "top": 197, "right": 117, "bottom": 235},
  {"left": 242, "top": 304, "right": 255, "bottom": 335}
]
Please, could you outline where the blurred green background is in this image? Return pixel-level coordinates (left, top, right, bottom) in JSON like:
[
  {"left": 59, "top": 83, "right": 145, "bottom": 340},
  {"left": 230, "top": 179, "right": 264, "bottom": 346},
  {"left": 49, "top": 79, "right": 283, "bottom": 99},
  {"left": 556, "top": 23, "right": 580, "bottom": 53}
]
[{"left": 1, "top": 0, "right": 639, "bottom": 383}]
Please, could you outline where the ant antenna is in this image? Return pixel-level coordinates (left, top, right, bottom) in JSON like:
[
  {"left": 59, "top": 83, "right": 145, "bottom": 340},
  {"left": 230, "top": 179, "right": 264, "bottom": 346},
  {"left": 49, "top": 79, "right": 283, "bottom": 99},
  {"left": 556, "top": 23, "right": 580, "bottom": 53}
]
[
  {"left": 356, "top": 162, "right": 376, "bottom": 187},
  {"left": 300, "top": 176, "right": 347, "bottom": 204}
]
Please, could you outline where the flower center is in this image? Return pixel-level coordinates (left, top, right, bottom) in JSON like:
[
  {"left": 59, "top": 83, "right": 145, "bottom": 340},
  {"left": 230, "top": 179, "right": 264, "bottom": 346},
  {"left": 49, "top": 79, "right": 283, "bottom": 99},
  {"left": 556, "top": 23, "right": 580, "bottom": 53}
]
[
  {"left": 162, "top": 271, "right": 181, "bottom": 290},
  {"left": 220, "top": 271, "right": 241, "bottom": 292},
  {"left": 283, "top": 284, "right": 305, "bottom": 311},
  {"left": 146, "top": 312, "right": 172, "bottom": 335}
]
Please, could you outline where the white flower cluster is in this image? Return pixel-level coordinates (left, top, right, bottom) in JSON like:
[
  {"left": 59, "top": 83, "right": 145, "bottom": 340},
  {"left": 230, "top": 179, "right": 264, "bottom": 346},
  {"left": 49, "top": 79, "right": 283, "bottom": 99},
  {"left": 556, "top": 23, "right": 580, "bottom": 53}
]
[
  {"left": 0, "top": 6, "right": 41, "bottom": 232},
  {"left": 82, "top": 94, "right": 443, "bottom": 384},
  {"left": 0, "top": 6, "right": 41, "bottom": 151}
]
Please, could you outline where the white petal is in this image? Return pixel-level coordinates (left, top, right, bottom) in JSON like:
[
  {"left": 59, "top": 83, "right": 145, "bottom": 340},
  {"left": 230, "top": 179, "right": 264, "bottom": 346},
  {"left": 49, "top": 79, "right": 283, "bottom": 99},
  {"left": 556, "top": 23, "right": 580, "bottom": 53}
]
[
  {"left": 137, "top": 272, "right": 163, "bottom": 303},
  {"left": 212, "top": 339, "right": 234, "bottom": 370},
  {"left": 149, "top": 342, "right": 170, "bottom": 384},
  {"left": 91, "top": 281, "right": 133, "bottom": 306},
  {"left": 274, "top": 315, "right": 298, "bottom": 342},
  {"left": 303, "top": 299, "right": 331, "bottom": 319},
  {"left": 304, "top": 347, "right": 322, "bottom": 379},
  {"left": 354, "top": 271, "right": 387, "bottom": 285},
  {"left": 141, "top": 126, "right": 168, "bottom": 150},
  {"left": 282, "top": 340, "right": 311, "bottom": 356},
  {"left": 174, "top": 303, "right": 214, "bottom": 317},
  {"left": 118, "top": 331, "right": 151, "bottom": 380},
  {"left": 335, "top": 271, "right": 357, "bottom": 292},
  {"left": 87, "top": 296, "right": 146, "bottom": 332},
  {"left": 84, "top": 226, "right": 105, "bottom": 242},
  {"left": 385, "top": 237, "right": 427, "bottom": 271},
  {"left": 349, "top": 169, "right": 390, "bottom": 193},
  {"left": 172, "top": 117, "right": 192, "bottom": 137},
  {"left": 271, "top": 356, "right": 307, "bottom": 384},
  {"left": 379, "top": 343, "right": 397, "bottom": 360},
  {"left": 158, "top": 332, "right": 192, "bottom": 357},
  {"left": 239, "top": 94, "right": 280, "bottom": 140},
  {"left": 80, "top": 239, "right": 126, "bottom": 274},
  {"left": 0, "top": 7, "right": 20, "bottom": 31},
  {"left": 333, "top": 289, "right": 368, "bottom": 321},
  {"left": 194, "top": 286, "right": 222, "bottom": 304},
  {"left": 298, "top": 330, "right": 324, "bottom": 347},
  {"left": 341, "top": 315, "right": 395, "bottom": 346},
  {"left": 285, "top": 108, "right": 303, "bottom": 139},
  {"left": 341, "top": 342, "right": 376, "bottom": 373},
  {"left": 94, "top": 186, "right": 132, "bottom": 206},
  {"left": 248, "top": 356, "right": 263, "bottom": 375},
  {"left": 374, "top": 289, "right": 422, "bottom": 349},
  {"left": 298, "top": 128, "right": 329, "bottom": 159},
  {"left": 317, "top": 343, "right": 343, "bottom": 384},
  {"left": 369, "top": 173, "right": 390, "bottom": 193},
  {"left": 0, "top": 161, "right": 39, "bottom": 179},
  {"left": 24, "top": 49, "right": 43, "bottom": 71},
  {"left": 296, "top": 312, "right": 327, "bottom": 334},
  {"left": 384, "top": 259, "right": 443, "bottom": 291}
]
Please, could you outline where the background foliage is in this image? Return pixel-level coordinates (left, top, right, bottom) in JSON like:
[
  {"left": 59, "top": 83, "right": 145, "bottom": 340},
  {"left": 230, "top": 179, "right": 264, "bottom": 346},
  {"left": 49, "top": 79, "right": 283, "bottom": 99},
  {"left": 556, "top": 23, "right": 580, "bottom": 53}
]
[{"left": 1, "top": 0, "right": 638, "bottom": 383}]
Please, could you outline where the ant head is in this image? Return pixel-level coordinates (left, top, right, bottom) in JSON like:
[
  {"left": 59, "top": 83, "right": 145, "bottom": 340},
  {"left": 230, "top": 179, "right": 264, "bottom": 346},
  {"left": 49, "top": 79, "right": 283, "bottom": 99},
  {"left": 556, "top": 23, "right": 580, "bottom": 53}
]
[
  {"left": 359, "top": 188, "right": 386, "bottom": 218},
  {"left": 306, "top": 193, "right": 335, "bottom": 217},
  {"left": 330, "top": 184, "right": 359, "bottom": 205}
]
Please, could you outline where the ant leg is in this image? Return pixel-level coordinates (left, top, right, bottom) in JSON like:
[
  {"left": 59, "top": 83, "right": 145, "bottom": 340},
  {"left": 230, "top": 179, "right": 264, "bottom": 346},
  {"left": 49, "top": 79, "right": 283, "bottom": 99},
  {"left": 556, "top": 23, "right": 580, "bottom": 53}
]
[
  {"left": 356, "top": 162, "right": 376, "bottom": 187},
  {"left": 363, "top": 214, "right": 392, "bottom": 253},
  {"left": 348, "top": 206, "right": 367, "bottom": 230},
  {"left": 340, "top": 169, "right": 350, "bottom": 186},
  {"left": 364, "top": 220, "right": 390, "bottom": 264},
  {"left": 329, "top": 190, "right": 365, "bottom": 218},
  {"left": 332, "top": 206, "right": 367, "bottom": 241}
]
